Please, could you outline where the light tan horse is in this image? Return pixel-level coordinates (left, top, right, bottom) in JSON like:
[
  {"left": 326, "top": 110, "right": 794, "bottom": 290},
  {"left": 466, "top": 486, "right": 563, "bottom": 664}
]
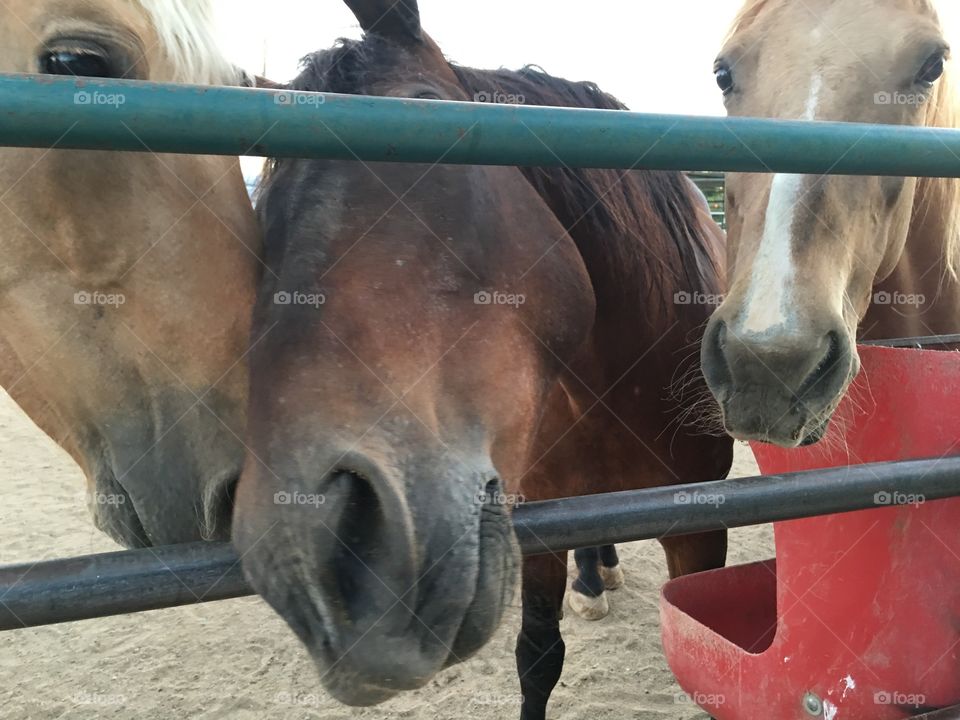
[
  {"left": 0, "top": 1, "right": 260, "bottom": 546},
  {"left": 702, "top": 0, "right": 960, "bottom": 447}
]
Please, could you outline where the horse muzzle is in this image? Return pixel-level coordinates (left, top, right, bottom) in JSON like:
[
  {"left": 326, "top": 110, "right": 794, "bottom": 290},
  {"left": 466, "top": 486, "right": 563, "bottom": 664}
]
[{"left": 232, "top": 456, "right": 519, "bottom": 705}]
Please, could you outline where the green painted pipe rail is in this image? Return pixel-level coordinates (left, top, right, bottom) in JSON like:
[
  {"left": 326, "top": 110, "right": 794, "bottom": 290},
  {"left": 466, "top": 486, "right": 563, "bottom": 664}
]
[{"left": 2, "top": 74, "right": 960, "bottom": 176}]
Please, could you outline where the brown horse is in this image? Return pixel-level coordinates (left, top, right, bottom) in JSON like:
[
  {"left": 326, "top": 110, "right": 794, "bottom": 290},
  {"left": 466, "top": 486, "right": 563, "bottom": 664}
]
[
  {"left": 703, "top": 0, "right": 960, "bottom": 447},
  {"left": 0, "top": 0, "right": 260, "bottom": 546},
  {"left": 232, "top": 1, "right": 732, "bottom": 717}
]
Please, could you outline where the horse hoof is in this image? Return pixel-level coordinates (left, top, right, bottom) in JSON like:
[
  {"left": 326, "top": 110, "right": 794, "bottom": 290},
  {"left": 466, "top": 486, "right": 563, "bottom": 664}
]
[
  {"left": 600, "top": 564, "right": 625, "bottom": 591},
  {"left": 567, "top": 588, "right": 609, "bottom": 620}
]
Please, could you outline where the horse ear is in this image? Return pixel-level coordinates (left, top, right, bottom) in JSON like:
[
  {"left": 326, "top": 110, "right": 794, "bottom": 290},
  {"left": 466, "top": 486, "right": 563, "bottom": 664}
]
[{"left": 342, "top": 0, "right": 422, "bottom": 43}]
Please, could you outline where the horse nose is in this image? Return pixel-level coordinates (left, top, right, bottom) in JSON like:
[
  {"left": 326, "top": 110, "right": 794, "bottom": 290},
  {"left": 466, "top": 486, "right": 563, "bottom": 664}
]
[{"left": 701, "top": 315, "right": 854, "bottom": 442}]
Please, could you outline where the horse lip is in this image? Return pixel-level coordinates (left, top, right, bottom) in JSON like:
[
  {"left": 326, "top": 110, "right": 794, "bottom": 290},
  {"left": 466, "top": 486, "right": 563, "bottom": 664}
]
[
  {"left": 305, "top": 616, "right": 439, "bottom": 705},
  {"left": 316, "top": 665, "right": 404, "bottom": 706},
  {"left": 264, "top": 587, "right": 407, "bottom": 704},
  {"left": 306, "top": 514, "right": 512, "bottom": 705},
  {"left": 728, "top": 431, "right": 803, "bottom": 449}
]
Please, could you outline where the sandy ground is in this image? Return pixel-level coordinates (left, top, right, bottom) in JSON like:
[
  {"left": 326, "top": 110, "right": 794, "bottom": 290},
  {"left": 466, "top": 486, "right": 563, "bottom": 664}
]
[{"left": 1, "top": 390, "right": 771, "bottom": 720}]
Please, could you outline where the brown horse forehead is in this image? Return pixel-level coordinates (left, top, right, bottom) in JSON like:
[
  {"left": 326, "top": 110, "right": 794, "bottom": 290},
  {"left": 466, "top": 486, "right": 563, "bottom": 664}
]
[{"left": 259, "top": 158, "right": 484, "bottom": 273}]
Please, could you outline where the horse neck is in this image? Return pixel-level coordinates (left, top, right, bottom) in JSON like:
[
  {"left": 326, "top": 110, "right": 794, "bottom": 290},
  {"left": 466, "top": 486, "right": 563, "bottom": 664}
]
[{"left": 864, "top": 176, "right": 960, "bottom": 339}]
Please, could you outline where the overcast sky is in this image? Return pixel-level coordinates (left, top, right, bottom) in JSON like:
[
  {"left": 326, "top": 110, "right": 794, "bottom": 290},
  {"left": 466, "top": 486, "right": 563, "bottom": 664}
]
[{"left": 214, "top": 1, "right": 744, "bottom": 117}]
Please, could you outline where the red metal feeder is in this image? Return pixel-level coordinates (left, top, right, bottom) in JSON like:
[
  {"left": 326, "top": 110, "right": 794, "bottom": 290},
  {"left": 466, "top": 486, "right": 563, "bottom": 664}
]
[{"left": 661, "top": 345, "right": 960, "bottom": 719}]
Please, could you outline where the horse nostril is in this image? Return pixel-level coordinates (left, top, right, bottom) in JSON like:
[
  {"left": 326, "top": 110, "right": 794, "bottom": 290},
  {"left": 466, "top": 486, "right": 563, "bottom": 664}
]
[
  {"left": 798, "top": 331, "right": 844, "bottom": 399},
  {"left": 328, "top": 471, "right": 385, "bottom": 610}
]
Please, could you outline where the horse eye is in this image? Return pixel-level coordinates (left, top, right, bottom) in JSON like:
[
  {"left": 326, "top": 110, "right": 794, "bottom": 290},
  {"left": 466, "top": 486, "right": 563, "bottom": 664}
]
[
  {"left": 917, "top": 53, "right": 945, "bottom": 85},
  {"left": 715, "top": 65, "right": 735, "bottom": 95},
  {"left": 416, "top": 91, "right": 442, "bottom": 100},
  {"left": 41, "top": 50, "right": 113, "bottom": 78}
]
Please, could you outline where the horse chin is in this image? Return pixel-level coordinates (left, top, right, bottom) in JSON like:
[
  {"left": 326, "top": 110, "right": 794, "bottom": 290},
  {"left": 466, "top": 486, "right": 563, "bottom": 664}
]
[
  {"left": 318, "top": 674, "right": 402, "bottom": 707},
  {"left": 89, "top": 469, "right": 151, "bottom": 548},
  {"left": 299, "top": 510, "right": 518, "bottom": 707},
  {"left": 88, "top": 467, "right": 239, "bottom": 548},
  {"left": 308, "top": 578, "right": 506, "bottom": 707}
]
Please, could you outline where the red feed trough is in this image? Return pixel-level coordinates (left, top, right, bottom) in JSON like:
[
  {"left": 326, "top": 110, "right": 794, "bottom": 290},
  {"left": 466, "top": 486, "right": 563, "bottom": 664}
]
[{"left": 661, "top": 345, "right": 960, "bottom": 719}]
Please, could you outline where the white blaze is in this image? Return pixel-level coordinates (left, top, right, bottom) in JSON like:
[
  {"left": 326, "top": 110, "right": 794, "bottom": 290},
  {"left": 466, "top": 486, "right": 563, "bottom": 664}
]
[
  {"left": 741, "top": 173, "right": 804, "bottom": 334},
  {"left": 805, "top": 75, "right": 824, "bottom": 119},
  {"left": 740, "top": 74, "right": 823, "bottom": 336}
]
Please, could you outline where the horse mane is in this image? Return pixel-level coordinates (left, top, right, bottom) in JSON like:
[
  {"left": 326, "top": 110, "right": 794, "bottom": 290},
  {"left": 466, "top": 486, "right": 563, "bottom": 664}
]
[
  {"left": 918, "top": 3, "right": 960, "bottom": 279},
  {"left": 137, "top": 0, "right": 243, "bottom": 85},
  {"left": 291, "top": 37, "right": 404, "bottom": 93},
  {"left": 450, "top": 64, "right": 725, "bottom": 322}
]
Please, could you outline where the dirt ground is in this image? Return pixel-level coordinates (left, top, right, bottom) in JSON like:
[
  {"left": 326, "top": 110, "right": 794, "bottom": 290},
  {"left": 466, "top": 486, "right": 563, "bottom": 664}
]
[{"left": 1, "top": 389, "right": 771, "bottom": 719}]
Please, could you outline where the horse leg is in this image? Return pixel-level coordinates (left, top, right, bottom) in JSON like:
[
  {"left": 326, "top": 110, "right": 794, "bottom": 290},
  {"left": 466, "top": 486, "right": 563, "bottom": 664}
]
[
  {"left": 659, "top": 529, "right": 728, "bottom": 579},
  {"left": 598, "top": 544, "right": 624, "bottom": 590},
  {"left": 517, "top": 552, "right": 568, "bottom": 720},
  {"left": 568, "top": 547, "right": 609, "bottom": 620}
]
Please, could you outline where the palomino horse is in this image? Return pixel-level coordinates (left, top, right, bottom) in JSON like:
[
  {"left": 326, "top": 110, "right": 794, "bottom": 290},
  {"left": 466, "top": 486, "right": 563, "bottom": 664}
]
[
  {"left": 0, "top": 1, "right": 260, "bottom": 546},
  {"left": 703, "top": 0, "right": 960, "bottom": 447},
  {"left": 233, "top": 0, "right": 732, "bottom": 717}
]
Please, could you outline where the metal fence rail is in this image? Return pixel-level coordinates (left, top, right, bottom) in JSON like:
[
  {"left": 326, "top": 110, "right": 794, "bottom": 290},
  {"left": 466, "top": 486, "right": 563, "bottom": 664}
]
[
  {"left": 3, "top": 456, "right": 960, "bottom": 631},
  {"left": 4, "top": 74, "right": 960, "bottom": 175}
]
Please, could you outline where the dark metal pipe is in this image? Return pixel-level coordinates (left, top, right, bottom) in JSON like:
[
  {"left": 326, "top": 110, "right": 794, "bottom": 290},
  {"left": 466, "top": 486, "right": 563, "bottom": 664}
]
[
  {"left": 512, "top": 455, "right": 960, "bottom": 554},
  {"left": 863, "top": 334, "right": 960, "bottom": 349},
  {"left": 3, "top": 456, "right": 959, "bottom": 630},
  {"left": 913, "top": 705, "right": 960, "bottom": 719},
  {"left": 0, "top": 541, "right": 248, "bottom": 630}
]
